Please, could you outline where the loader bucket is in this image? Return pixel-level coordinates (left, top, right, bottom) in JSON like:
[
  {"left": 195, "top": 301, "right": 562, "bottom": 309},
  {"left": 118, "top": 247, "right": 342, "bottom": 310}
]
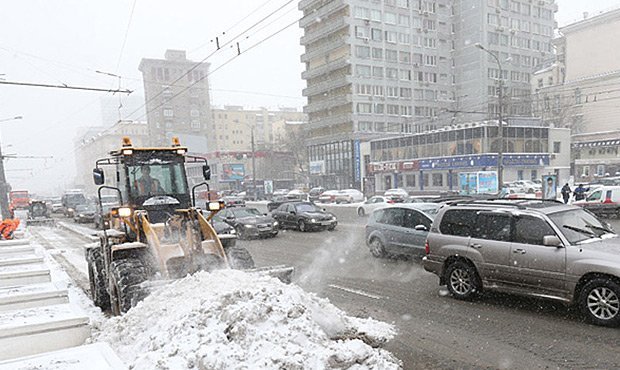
[{"left": 248, "top": 265, "right": 295, "bottom": 284}]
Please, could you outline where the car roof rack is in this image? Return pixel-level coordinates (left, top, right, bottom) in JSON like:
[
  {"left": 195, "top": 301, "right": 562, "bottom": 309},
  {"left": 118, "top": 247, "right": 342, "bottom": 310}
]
[{"left": 450, "top": 198, "right": 564, "bottom": 210}]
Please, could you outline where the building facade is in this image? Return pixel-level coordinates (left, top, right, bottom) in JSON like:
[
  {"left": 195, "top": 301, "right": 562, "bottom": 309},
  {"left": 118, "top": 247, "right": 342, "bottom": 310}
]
[
  {"left": 138, "top": 50, "right": 212, "bottom": 151},
  {"left": 300, "top": 0, "right": 557, "bottom": 189},
  {"left": 572, "top": 131, "right": 620, "bottom": 183},
  {"left": 368, "top": 121, "right": 569, "bottom": 193}
]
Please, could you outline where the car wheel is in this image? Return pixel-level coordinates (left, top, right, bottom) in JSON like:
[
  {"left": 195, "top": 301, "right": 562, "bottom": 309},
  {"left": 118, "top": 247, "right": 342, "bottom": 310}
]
[
  {"left": 369, "top": 238, "right": 386, "bottom": 258},
  {"left": 298, "top": 220, "right": 307, "bottom": 232},
  {"left": 579, "top": 278, "right": 620, "bottom": 327},
  {"left": 445, "top": 260, "right": 481, "bottom": 300},
  {"left": 357, "top": 208, "right": 365, "bottom": 217},
  {"left": 235, "top": 226, "right": 245, "bottom": 240}
]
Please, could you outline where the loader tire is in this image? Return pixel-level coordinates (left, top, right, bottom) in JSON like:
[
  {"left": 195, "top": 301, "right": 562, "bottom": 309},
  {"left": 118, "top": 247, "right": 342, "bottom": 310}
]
[
  {"left": 225, "top": 247, "right": 255, "bottom": 270},
  {"left": 86, "top": 248, "right": 110, "bottom": 311},
  {"left": 109, "top": 258, "right": 148, "bottom": 315}
]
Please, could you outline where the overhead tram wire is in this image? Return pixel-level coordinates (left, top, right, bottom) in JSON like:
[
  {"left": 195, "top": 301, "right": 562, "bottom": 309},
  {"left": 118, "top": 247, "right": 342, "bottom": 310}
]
[
  {"left": 115, "top": 0, "right": 138, "bottom": 73},
  {"left": 49, "top": 16, "right": 301, "bottom": 166},
  {"left": 120, "top": 0, "right": 297, "bottom": 122}
]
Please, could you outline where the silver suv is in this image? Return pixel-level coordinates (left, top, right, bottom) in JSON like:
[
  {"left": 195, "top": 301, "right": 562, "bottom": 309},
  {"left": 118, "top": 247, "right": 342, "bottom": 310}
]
[{"left": 423, "top": 199, "right": 620, "bottom": 327}]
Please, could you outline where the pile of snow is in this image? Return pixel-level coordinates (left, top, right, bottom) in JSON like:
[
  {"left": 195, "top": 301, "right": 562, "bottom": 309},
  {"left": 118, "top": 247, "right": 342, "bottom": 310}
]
[{"left": 93, "top": 270, "right": 401, "bottom": 370}]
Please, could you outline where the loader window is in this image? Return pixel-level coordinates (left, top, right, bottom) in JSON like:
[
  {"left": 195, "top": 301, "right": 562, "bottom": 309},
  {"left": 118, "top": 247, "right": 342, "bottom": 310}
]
[{"left": 129, "top": 163, "right": 189, "bottom": 198}]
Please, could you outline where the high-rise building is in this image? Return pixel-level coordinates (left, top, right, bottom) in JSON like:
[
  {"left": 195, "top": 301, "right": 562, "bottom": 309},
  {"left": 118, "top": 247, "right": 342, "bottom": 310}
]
[
  {"left": 138, "top": 50, "right": 212, "bottom": 151},
  {"left": 299, "top": 0, "right": 557, "bottom": 189}
]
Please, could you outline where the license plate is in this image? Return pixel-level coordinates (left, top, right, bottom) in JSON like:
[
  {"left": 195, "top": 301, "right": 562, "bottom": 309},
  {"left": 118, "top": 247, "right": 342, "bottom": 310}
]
[{"left": 321, "top": 221, "right": 332, "bottom": 226}]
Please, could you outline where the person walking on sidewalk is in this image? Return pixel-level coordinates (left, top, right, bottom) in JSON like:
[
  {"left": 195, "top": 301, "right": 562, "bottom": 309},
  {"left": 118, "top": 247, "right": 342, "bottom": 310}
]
[{"left": 561, "top": 183, "right": 572, "bottom": 204}]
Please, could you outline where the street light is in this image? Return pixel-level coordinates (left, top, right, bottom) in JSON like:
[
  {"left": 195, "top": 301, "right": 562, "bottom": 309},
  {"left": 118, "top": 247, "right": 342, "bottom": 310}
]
[
  {"left": 0, "top": 115, "right": 23, "bottom": 218},
  {"left": 475, "top": 43, "right": 505, "bottom": 193}
]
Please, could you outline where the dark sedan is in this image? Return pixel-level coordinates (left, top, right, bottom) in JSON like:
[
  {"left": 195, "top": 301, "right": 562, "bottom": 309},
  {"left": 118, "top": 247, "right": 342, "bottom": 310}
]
[
  {"left": 219, "top": 207, "right": 279, "bottom": 239},
  {"left": 267, "top": 195, "right": 292, "bottom": 212},
  {"left": 74, "top": 204, "right": 96, "bottom": 223},
  {"left": 271, "top": 201, "right": 337, "bottom": 232}
]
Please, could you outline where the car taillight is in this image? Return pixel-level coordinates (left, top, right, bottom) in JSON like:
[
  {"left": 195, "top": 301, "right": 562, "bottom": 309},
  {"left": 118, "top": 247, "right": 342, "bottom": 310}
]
[
  {"left": 387, "top": 199, "right": 394, "bottom": 204},
  {"left": 425, "top": 240, "right": 430, "bottom": 255}
]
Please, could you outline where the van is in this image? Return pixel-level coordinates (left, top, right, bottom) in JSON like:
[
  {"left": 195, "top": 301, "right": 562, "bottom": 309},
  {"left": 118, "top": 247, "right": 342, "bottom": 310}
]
[{"left": 573, "top": 185, "right": 620, "bottom": 218}]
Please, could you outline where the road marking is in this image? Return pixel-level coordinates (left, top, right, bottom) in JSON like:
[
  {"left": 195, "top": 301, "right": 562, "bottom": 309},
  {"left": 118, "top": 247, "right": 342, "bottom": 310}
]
[{"left": 328, "top": 284, "right": 382, "bottom": 300}]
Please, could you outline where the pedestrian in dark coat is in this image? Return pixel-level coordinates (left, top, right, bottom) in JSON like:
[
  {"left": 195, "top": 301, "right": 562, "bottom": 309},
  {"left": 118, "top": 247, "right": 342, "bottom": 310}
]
[{"left": 561, "top": 183, "right": 571, "bottom": 204}]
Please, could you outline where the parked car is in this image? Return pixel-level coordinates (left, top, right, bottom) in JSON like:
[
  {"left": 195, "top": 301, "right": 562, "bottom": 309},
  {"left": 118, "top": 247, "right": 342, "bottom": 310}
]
[
  {"left": 51, "top": 198, "right": 63, "bottom": 213},
  {"left": 273, "top": 189, "right": 290, "bottom": 197},
  {"left": 333, "top": 189, "right": 364, "bottom": 203},
  {"left": 220, "top": 196, "right": 246, "bottom": 208},
  {"left": 384, "top": 188, "right": 409, "bottom": 201},
  {"left": 318, "top": 190, "right": 339, "bottom": 203},
  {"left": 219, "top": 207, "right": 278, "bottom": 239},
  {"left": 357, "top": 196, "right": 394, "bottom": 217},
  {"left": 365, "top": 204, "right": 435, "bottom": 258},
  {"left": 73, "top": 203, "right": 96, "bottom": 223},
  {"left": 573, "top": 186, "right": 620, "bottom": 218},
  {"left": 513, "top": 180, "right": 541, "bottom": 193},
  {"left": 286, "top": 189, "right": 309, "bottom": 201},
  {"left": 404, "top": 195, "right": 440, "bottom": 203},
  {"left": 424, "top": 198, "right": 620, "bottom": 327},
  {"left": 271, "top": 201, "right": 337, "bottom": 232},
  {"left": 308, "top": 187, "right": 325, "bottom": 202},
  {"left": 204, "top": 211, "right": 237, "bottom": 249}
]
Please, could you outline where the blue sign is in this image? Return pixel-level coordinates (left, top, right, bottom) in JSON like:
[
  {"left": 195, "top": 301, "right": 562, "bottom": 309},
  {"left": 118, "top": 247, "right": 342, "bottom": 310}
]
[
  {"left": 420, "top": 154, "right": 549, "bottom": 170},
  {"left": 353, "top": 140, "right": 361, "bottom": 182}
]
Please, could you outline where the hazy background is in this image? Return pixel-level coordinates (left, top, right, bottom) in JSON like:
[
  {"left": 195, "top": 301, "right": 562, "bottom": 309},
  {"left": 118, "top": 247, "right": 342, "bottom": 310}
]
[{"left": 0, "top": 0, "right": 617, "bottom": 195}]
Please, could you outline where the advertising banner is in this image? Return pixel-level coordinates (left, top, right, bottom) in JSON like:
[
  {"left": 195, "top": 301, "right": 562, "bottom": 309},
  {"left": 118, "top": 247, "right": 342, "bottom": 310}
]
[
  {"left": 353, "top": 140, "right": 361, "bottom": 182},
  {"left": 542, "top": 174, "right": 558, "bottom": 200},
  {"left": 221, "top": 163, "right": 245, "bottom": 182},
  {"left": 477, "top": 171, "right": 498, "bottom": 194},
  {"left": 309, "top": 160, "right": 325, "bottom": 175},
  {"left": 264, "top": 180, "right": 274, "bottom": 195}
]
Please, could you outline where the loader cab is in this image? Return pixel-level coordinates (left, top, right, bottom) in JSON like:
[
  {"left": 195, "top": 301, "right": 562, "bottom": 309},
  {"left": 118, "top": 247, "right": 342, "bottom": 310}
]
[{"left": 121, "top": 152, "right": 191, "bottom": 209}]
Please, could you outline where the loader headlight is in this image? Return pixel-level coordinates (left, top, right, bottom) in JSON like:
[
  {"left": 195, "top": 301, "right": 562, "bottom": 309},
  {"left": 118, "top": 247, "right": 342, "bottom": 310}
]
[
  {"left": 311, "top": 218, "right": 316, "bottom": 223},
  {"left": 118, "top": 207, "right": 132, "bottom": 217},
  {"left": 273, "top": 221, "right": 279, "bottom": 226},
  {"left": 207, "top": 201, "right": 224, "bottom": 211},
  {"left": 244, "top": 224, "right": 254, "bottom": 228},
  {"left": 122, "top": 149, "right": 133, "bottom": 155}
]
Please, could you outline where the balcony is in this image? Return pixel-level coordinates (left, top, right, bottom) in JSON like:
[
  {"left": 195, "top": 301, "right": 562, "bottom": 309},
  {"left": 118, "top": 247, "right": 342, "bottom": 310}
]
[
  {"left": 301, "top": 57, "right": 349, "bottom": 80},
  {"left": 299, "top": 0, "right": 321, "bottom": 10},
  {"left": 304, "top": 94, "right": 352, "bottom": 114},
  {"left": 307, "top": 113, "right": 353, "bottom": 130},
  {"left": 299, "top": 0, "right": 347, "bottom": 28},
  {"left": 300, "top": 17, "right": 348, "bottom": 45},
  {"left": 300, "top": 35, "right": 348, "bottom": 62},
  {"left": 302, "top": 74, "right": 350, "bottom": 97}
]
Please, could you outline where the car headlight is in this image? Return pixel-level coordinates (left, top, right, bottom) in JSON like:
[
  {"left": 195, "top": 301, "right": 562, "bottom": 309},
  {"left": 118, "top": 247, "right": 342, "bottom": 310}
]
[
  {"left": 273, "top": 221, "right": 279, "bottom": 226},
  {"left": 331, "top": 216, "right": 337, "bottom": 220},
  {"left": 311, "top": 218, "right": 316, "bottom": 223},
  {"left": 244, "top": 224, "right": 254, "bottom": 228},
  {"left": 68, "top": 208, "right": 74, "bottom": 212}
]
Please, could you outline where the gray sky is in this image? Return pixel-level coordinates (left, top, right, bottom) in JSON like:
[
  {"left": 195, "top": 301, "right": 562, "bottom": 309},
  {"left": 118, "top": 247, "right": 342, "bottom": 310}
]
[{"left": 0, "top": 0, "right": 618, "bottom": 195}]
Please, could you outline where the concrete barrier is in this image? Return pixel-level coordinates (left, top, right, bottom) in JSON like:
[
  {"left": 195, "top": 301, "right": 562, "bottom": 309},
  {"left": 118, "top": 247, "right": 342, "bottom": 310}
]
[
  {"left": 0, "top": 342, "right": 126, "bottom": 369},
  {"left": 0, "top": 245, "right": 36, "bottom": 257},
  {"left": 0, "top": 239, "right": 30, "bottom": 247},
  {"left": 0, "top": 304, "right": 91, "bottom": 361},
  {"left": 0, "top": 255, "right": 44, "bottom": 267}
]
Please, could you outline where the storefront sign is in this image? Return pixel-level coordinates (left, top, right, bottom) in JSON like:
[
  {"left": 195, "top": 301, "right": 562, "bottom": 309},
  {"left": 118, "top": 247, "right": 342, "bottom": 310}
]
[{"left": 309, "top": 160, "right": 325, "bottom": 175}]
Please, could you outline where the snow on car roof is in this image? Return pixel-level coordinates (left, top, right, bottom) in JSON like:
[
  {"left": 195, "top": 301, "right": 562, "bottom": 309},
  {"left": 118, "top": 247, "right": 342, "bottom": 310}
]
[{"left": 93, "top": 270, "right": 400, "bottom": 369}]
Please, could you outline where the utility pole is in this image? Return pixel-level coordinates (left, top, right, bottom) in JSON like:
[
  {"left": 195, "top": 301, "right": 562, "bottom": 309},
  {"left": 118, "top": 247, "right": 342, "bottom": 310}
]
[
  {"left": 0, "top": 116, "right": 23, "bottom": 218},
  {"left": 475, "top": 43, "right": 504, "bottom": 194},
  {"left": 251, "top": 128, "right": 257, "bottom": 201}
]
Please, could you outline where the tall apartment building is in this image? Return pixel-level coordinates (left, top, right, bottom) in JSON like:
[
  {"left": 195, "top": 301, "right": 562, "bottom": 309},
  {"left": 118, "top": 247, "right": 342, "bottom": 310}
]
[
  {"left": 300, "top": 0, "right": 557, "bottom": 190},
  {"left": 138, "top": 50, "right": 212, "bottom": 151}
]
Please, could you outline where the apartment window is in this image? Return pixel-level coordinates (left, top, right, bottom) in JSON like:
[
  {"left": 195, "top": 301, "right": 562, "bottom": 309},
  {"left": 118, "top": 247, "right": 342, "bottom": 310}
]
[
  {"left": 163, "top": 108, "right": 173, "bottom": 117},
  {"left": 399, "top": 51, "right": 411, "bottom": 63},
  {"left": 423, "top": 19, "right": 436, "bottom": 31},
  {"left": 372, "top": 48, "right": 383, "bottom": 59},
  {"left": 372, "top": 66, "right": 384, "bottom": 77},
  {"left": 400, "top": 87, "right": 412, "bottom": 98},
  {"left": 387, "top": 104, "right": 399, "bottom": 115},
  {"left": 384, "top": 12, "right": 396, "bottom": 24},
  {"left": 190, "top": 109, "right": 200, "bottom": 117},
  {"left": 510, "top": 0, "right": 520, "bottom": 13},
  {"left": 357, "top": 103, "right": 372, "bottom": 114},
  {"left": 399, "top": 69, "right": 411, "bottom": 81},
  {"left": 387, "top": 86, "right": 398, "bottom": 98},
  {"left": 553, "top": 141, "right": 561, "bottom": 154},
  {"left": 385, "top": 31, "right": 397, "bottom": 43},
  {"left": 354, "top": 6, "right": 370, "bottom": 19},
  {"left": 371, "top": 28, "right": 382, "bottom": 41},
  {"left": 398, "top": 14, "right": 410, "bottom": 26},
  {"left": 356, "top": 84, "right": 372, "bottom": 95},
  {"left": 401, "top": 105, "right": 412, "bottom": 116},
  {"left": 386, "top": 49, "right": 398, "bottom": 62},
  {"left": 396, "top": 0, "right": 409, "bottom": 8},
  {"left": 424, "top": 55, "right": 437, "bottom": 66},
  {"left": 398, "top": 32, "right": 410, "bottom": 44},
  {"left": 488, "top": 14, "right": 499, "bottom": 25},
  {"left": 191, "top": 120, "right": 200, "bottom": 129},
  {"left": 373, "top": 85, "right": 384, "bottom": 96},
  {"left": 374, "top": 103, "right": 385, "bottom": 114},
  {"left": 370, "top": 9, "right": 382, "bottom": 22},
  {"left": 423, "top": 38, "right": 436, "bottom": 48},
  {"left": 575, "top": 88, "right": 582, "bottom": 104},
  {"left": 355, "top": 26, "right": 369, "bottom": 38},
  {"left": 386, "top": 67, "right": 398, "bottom": 79},
  {"left": 355, "top": 46, "right": 371, "bottom": 58},
  {"left": 356, "top": 65, "right": 371, "bottom": 77}
]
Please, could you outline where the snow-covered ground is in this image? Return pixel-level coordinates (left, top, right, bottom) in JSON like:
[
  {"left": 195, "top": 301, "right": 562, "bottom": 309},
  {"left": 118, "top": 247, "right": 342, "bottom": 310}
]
[{"left": 93, "top": 270, "right": 402, "bottom": 370}]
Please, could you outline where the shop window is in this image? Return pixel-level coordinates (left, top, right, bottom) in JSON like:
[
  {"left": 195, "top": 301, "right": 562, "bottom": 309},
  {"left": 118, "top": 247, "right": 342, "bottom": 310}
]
[
  {"left": 406, "top": 174, "right": 415, "bottom": 187},
  {"left": 431, "top": 173, "right": 442, "bottom": 186}
]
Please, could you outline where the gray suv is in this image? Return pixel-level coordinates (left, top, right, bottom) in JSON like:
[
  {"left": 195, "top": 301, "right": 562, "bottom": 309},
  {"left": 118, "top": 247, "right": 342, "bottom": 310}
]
[{"left": 423, "top": 199, "right": 620, "bottom": 327}]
